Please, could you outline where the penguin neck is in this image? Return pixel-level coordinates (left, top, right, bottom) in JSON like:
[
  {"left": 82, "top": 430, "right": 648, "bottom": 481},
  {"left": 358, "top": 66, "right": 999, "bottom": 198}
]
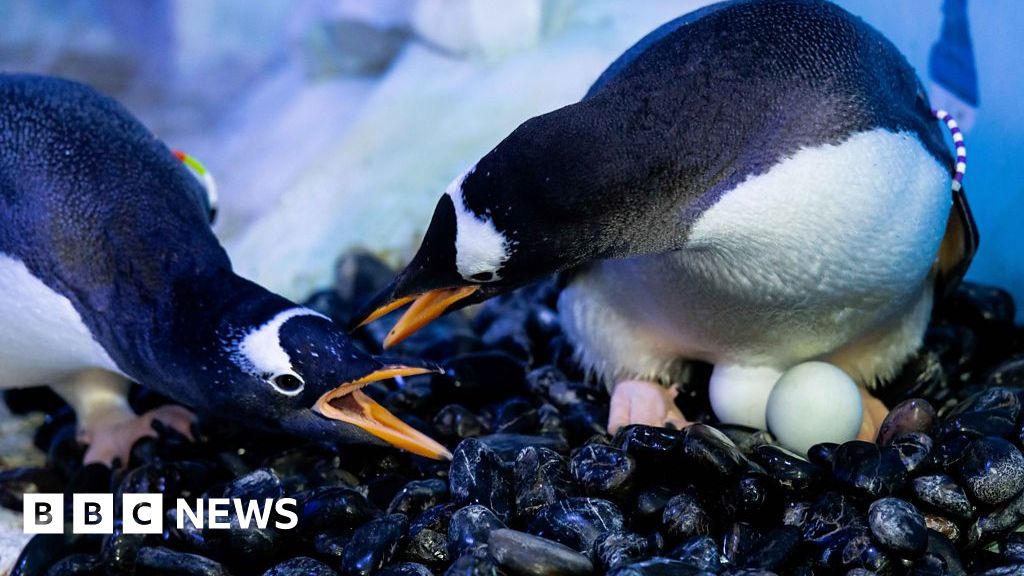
[{"left": 136, "top": 269, "right": 298, "bottom": 399}]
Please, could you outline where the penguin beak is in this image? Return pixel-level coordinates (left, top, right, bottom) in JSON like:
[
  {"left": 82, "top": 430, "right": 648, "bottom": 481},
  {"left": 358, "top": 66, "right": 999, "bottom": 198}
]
[
  {"left": 354, "top": 286, "right": 479, "bottom": 349},
  {"left": 313, "top": 365, "right": 452, "bottom": 460}
]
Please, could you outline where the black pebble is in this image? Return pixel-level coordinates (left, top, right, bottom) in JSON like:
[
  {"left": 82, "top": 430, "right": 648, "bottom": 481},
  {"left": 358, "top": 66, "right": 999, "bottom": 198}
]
[
  {"left": 662, "top": 492, "right": 712, "bottom": 543},
  {"left": 956, "top": 437, "right": 1024, "bottom": 505},
  {"left": 868, "top": 497, "right": 928, "bottom": 556},
  {"left": 487, "top": 528, "right": 594, "bottom": 576},
  {"left": 135, "top": 547, "right": 231, "bottom": 576},
  {"left": 514, "top": 446, "right": 576, "bottom": 520},
  {"left": 262, "top": 556, "right": 338, "bottom": 576},
  {"left": 447, "top": 504, "right": 506, "bottom": 558},
  {"left": 449, "top": 439, "right": 514, "bottom": 523},
  {"left": 569, "top": 444, "right": 636, "bottom": 500},
  {"left": 342, "top": 513, "right": 409, "bottom": 576},
  {"left": 831, "top": 441, "right": 907, "bottom": 497},
  {"left": 528, "top": 497, "right": 625, "bottom": 554}
]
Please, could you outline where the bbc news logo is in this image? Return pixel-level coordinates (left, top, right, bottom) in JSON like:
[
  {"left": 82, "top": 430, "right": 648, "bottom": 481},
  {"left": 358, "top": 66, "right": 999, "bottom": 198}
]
[{"left": 23, "top": 494, "right": 298, "bottom": 534}]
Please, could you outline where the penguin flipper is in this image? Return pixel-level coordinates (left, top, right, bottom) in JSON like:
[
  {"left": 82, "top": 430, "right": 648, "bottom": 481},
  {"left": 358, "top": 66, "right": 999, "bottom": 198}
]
[{"left": 934, "top": 187, "right": 979, "bottom": 300}]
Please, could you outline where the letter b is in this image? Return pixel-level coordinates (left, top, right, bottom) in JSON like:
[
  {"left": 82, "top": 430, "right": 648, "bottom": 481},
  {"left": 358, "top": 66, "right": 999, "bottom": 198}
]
[
  {"left": 73, "top": 494, "right": 113, "bottom": 534},
  {"left": 23, "top": 494, "right": 63, "bottom": 534}
]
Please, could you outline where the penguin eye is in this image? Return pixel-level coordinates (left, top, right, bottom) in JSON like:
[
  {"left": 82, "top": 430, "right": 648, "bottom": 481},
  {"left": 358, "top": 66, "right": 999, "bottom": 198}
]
[
  {"left": 269, "top": 372, "right": 305, "bottom": 395},
  {"left": 470, "top": 271, "right": 495, "bottom": 282}
]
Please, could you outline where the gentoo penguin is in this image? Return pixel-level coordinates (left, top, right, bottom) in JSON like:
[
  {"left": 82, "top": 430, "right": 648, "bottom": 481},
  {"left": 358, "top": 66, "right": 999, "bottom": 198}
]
[
  {"left": 354, "top": 0, "right": 977, "bottom": 439},
  {"left": 0, "top": 74, "right": 450, "bottom": 464}
]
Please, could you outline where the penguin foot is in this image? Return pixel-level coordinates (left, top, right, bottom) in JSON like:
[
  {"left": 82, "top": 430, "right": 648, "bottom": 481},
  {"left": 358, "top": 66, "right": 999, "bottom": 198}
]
[
  {"left": 608, "top": 380, "right": 690, "bottom": 435},
  {"left": 79, "top": 405, "right": 196, "bottom": 467},
  {"left": 857, "top": 387, "right": 889, "bottom": 443}
]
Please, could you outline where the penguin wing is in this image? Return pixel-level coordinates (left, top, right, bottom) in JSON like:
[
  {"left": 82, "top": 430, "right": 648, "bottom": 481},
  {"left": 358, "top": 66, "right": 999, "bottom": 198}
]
[{"left": 935, "top": 187, "right": 979, "bottom": 299}]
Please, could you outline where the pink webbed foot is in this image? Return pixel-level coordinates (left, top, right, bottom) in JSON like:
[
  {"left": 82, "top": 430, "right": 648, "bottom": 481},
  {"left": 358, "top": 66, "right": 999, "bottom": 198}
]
[
  {"left": 607, "top": 380, "right": 691, "bottom": 435},
  {"left": 79, "top": 404, "right": 196, "bottom": 466},
  {"left": 858, "top": 387, "right": 890, "bottom": 443}
]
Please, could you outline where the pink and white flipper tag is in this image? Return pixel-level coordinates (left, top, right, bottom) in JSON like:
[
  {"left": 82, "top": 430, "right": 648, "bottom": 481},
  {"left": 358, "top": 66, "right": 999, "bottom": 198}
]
[{"left": 933, "top": 109, "right": 967, "bottom": 192}]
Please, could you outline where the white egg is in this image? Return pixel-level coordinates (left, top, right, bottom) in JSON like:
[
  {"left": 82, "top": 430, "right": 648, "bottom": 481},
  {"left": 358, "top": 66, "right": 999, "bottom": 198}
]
[{"left": 766, "top": 361, "right": 863, "bottom": 456}]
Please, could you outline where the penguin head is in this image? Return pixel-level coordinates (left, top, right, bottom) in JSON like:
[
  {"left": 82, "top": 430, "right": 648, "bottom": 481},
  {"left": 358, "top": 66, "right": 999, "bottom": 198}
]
[
  {"left": 219, "top": 307, "right": 451, "bottom": 460},
  {"left": 353, "top": 104, "right": 685, "bottom": 346}
]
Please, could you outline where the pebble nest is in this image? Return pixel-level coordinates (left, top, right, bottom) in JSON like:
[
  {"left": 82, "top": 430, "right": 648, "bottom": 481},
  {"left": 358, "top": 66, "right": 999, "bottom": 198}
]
[{"left": 3, "top": 250, "right": 1024, "bottom": 576}]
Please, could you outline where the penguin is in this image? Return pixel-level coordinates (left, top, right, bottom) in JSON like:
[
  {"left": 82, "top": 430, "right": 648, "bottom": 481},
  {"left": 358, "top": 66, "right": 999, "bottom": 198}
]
[
  {"left": 0, "top": 74, "right": 450, "bottom": 465},
  {"left": 353, "top": 0, "right": 978, "bottom": 439}
]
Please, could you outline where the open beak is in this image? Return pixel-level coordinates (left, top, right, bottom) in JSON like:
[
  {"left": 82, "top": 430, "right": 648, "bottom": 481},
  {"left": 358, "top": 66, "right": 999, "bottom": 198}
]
[
  {"left": 314, "top": 366, "right": 452, "bottom": 460},
  {"left": 356, "top": 286, "right": 479, "bottom": 349}
]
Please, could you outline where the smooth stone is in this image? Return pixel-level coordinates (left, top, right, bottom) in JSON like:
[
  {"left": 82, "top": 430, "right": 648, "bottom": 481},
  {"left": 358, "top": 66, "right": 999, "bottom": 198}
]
[
  {"left": 135, "top": 547, "right": 231, "bottom": 576},
  {"left": 388, "top": 479, "right": 449, "bottom": 517},
  {"left": 478, "top": 434, "right": 570, "bottom": 462},
  {"left": 743, "top": 525, "right": 800, "bottom": 571},
  {"left": 487, "top": 528, "right": 594, "bottom": 576},
  {"left": 720, "top": 471, "right": 775, "bottom": 522},
  {"left": 608, "top": 557, "right": 713, "bottom": 576},
  {"left": 263, "top": 557, "right": 338, "bottom": 576},
  {"left": 967, "top": 486, "right": 1024, "bottom": 546},
  {"left": 806, "top": 443, "right": 838, "bottom": 468},
  {"left": 448, "top": 505, "right": 506, "bottom": 557},
  {"left": 298, "top": 486, "right": 380, "bottom": 535},
  {"left": 890, "top": 432, "right": 934, "bottom": 473},
  {"left": 593, "top": 532, "right": 654, "bottom": 571},
  {"left": 951, "top": 387, "right": 1021, "bottom": 419},
  {"left": 405, "top": 504, "right": 456, "bottom": 567},
  {"left": 1001, "top": 532, "right": 1024, "bottom": 562},
  {"left": 494, "top": 398, "right": 540, "bottom": 435},
  {"left": 668, "top": 535, "right": 719, "bottom": 571},
  {"left": 633, "top": 486, "right": 675, "bottom": 529},
  {"left": 443, "top": 544, "right": 504, "bottom": 576},
  {"left": 800, "top": 492, "right": 863, "bottom": 545},
  {"left": 342, "top": 513, "right": 408, "bottom": 576},
  {"left": 939, "top": 410, "right": 1017, "bottom": 441},
  {"left": 569, "top": 444, "right": 636, "bottom": 499},
  {"left": 680, "top": 424, "right": 748, "bottom": 482},
  {"left": 377, "top": 563, "right": 434, "bottom": 576},
  {"left": 449, "top": 438, "right": 514, "bottom": 522},
  {"left": 867, "top": 498, "right": 928, "bottom": 556},
  {"left": 313, "top": 532, "right": 351, "bottom": 564},
  {"left": 44, "top": 554, "right": 105, "bottom": 575},
  {"left": 528, "top": 497, "right": 625, "bottom": 553},
  {"left": 753, "top": 445, "right": 821, "bottom": 492},
  {"left": 720, "top": 522, "right": 762, "bottom": 566},
  {"left": 433, "top": 405, "right": 490, "bottom": 440},
  {"left": 956, "top": 437, "right": 1024, "bottom": 505},
  {"left": 831, "top": 441, "right": 907, "bottom": 496},
  {"left": 766, "top": 362, "right": 863, "bottom": 455},
  {"left": 877, "top": 399, "right": 937, "bottom": 445},
  {"left": 662, "top": 492, "right": 712, "bottom": 542},
  {"left": 514, "top": 446, "right": 577, "bottom": 520},
  {"left": 911, "top": 474, "right": 975, "bottom": 521}
]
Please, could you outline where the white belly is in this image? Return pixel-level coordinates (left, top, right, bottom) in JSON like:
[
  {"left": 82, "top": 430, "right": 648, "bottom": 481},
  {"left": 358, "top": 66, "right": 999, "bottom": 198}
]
[
  {"left": 0, "top": 253, "right": 121, "bottom": 389},
  {"left": 559, "top": 129, "right": 950, "bottom": 384}
]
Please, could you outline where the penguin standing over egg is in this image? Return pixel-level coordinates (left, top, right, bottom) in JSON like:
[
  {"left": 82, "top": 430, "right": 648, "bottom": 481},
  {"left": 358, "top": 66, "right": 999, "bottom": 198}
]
[
  {"left": 0, "top": 74, "right": 451, "bottom": 465},
  {"left": 355, "top": 0, "right": 977, "bottom": 447}
]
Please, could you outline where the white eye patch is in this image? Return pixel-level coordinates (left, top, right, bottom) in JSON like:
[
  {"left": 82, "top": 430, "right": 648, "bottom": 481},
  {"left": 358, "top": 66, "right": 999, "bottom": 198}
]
[
  {"left": 446, "top": 168, "right": 513, "bottom": 282},
  {"left": 232, "top": 308, "right": 328, "bottom": 392}
]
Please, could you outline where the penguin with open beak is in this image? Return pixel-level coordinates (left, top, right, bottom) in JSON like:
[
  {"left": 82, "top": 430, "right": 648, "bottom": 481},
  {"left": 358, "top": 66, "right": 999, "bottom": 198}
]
[
  {"left": 0, "top": 74, "right": 450, "bottom": 465},
  {"left": 354, "top": 0, "right": 977, "bottom": 440}
]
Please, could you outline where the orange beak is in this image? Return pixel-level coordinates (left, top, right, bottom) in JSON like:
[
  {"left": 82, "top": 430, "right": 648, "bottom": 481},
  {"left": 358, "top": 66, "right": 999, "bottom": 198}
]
[
  {"left": 314, "top": 366, "right": 452, "bottom": 460},
  {"left": 357, "top": 286, "right": 479, "bottom": 349}
]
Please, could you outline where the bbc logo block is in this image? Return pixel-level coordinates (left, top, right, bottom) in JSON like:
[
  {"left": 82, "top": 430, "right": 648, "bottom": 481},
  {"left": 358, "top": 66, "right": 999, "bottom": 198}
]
[{"left": 23, "top": 494, "right": 297, "bottom": 534}]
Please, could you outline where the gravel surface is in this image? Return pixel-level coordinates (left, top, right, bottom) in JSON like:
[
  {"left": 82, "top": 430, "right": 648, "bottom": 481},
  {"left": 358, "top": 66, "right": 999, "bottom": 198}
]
[{"left": 2, "top": 250, "right": 1023, "bottom": 575}]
